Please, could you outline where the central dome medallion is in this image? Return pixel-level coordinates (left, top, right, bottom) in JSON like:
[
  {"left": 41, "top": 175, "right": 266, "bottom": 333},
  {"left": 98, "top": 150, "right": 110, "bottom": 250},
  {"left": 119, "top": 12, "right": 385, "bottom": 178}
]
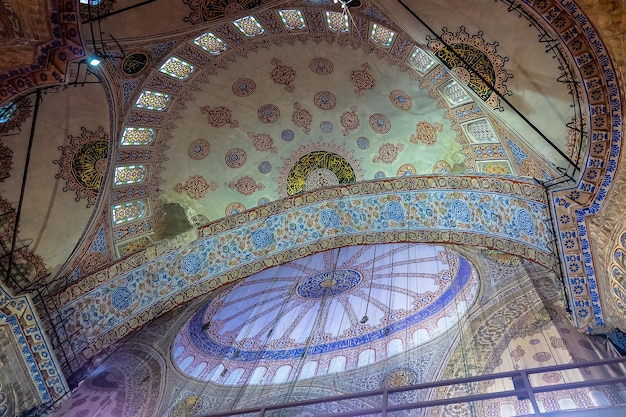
[{"left": 296, "top": 269, "right": 362, "bottom": 298}]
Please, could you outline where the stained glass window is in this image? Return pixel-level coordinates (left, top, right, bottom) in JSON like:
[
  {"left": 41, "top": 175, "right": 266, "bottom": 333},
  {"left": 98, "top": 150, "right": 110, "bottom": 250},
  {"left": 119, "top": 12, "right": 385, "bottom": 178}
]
[
  {"left": 194, "top": 33, "right": 227, "bottom": 55},
  {"left": 120, "top": 127, "right": 155, "bottom": 146},
  {"left": 465, "top": 119, "right": 498, "bottom": 143},
  {"left": 407, "top": 46, "right": 435, "bottom": 73},
  {"left": 441, "top": 80, "right": 471, "bottom": 105},
  {"left": 279, "top": 10, "right": 306, "bottom": 30},
  {"left": 79, "top": 0, "right": 101, "bottom": 4},
  {"left": 135, "top": 90, "right": 170, "bottom": 111},
  {"left": 112, "top": 201, "right": 146, "bottom": 225},
  {"left": 114, "top": 165, "right": 146, "bottom": 185},
  {"left": 159, "top": 56, "right": 195, "bottom": 80},
  {"left": 0, "top": 103, "right": 17, "bottom": 123},
  {"left": 370, "top": 23, "right": 395, "bottom": 47},
  {"left": 233, "top": 16, "right": 265, "bottom": 37},
  {"left": 325, "top": 11, "right": 349, "bottom": 33}
]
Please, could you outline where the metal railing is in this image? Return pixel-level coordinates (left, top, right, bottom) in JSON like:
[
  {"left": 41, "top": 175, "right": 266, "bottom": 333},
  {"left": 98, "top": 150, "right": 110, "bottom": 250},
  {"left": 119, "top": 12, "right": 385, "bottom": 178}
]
[{"left": 197, "top": 356, "right": 626, "bottom": 417}]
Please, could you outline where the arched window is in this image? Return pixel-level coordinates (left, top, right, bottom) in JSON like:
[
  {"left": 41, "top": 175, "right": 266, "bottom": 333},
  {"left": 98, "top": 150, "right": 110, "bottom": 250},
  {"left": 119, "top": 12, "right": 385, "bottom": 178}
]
[
  {"left": 387, "top": 338, "right": 404, "bottom": 356},
  {"left": 179, "top": 356, "right": 194, "bottom": 371},
  {"left": 358, "top": 349, "right": 376, "bottom": 367},
  {"left": 112, "top": 200, "right": 146, "bottom": 225},
  {"left": 464, "top": 119, "right": 498, "bottom": 144},
  {"left": 298, "top": 361, "right": 318, "bottom": 380},
  {"left": 272, "top": 365, "right": 292, "bottom": 384},
  {"left": 120, "top": 127, "right": 155, "bottom": 146},
  {"left": 208, "top": 364, "right": 225, "bottom": 382},
  {"left": 0, "top": 103, "right": 16, "bottom": 123},
  {"left": 194, "top": 33, "right": 227, "bottom": 55},
  {"left": 328, "top": 355, "right": 346, "bottom": 373},
  {"left": 370, "top": 24, "right": 395, "bottom": 47},
  {"left": 173, "top": 345, "right": 185, "bottom": 359},
  {"left": 225, "top": 368, "right": 245, "bottom": 385},
  {"left": 278, "top": 10, "right": 306, "bottom": 30},
  {"left": 407, "top": 46, "right": 435, "bottom": 73},
  {"left": 248, "top": 366, "right": 266, "bottom": 384},
  {"left": 189, "top": 362, "right": 207, "bottom": 378},
  {"left": 233, "top": 16, "right": 264, "bottom": 37},
  {"left": 135, "top": 90, "right": 170, "bottom": 111},
  {"left": 114, "top": 165, "right": 146, "bottom": 185},
  {"left": 557, "top": 398, "right": 577, "bottom": 410},
  {"left": 589, "top": 390, "right": 611, "bottom": 407},
  {"left": 325, "top": 11, "right": 349, "bottom": 33},
  {"left": 159, "top": 56, "right": 194, "bottom": 80},
  {"left": 441, "top": 80, "right": 471, "bottom": 106}
]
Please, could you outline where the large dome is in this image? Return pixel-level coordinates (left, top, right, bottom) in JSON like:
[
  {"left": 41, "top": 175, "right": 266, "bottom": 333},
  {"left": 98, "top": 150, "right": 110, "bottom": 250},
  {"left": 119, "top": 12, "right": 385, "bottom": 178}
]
[{"left": 172, "top": 243, "right": 478, "bottom": 384}]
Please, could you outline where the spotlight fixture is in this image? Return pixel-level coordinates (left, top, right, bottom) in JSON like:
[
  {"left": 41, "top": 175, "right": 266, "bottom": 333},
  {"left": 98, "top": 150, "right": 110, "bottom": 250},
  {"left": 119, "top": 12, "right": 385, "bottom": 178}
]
[
  {"left": 333, "top": 0, "right": 361, "bottom": 7},
  {"left": 87, "top": 54, "right": 102, "bottom": 67}
]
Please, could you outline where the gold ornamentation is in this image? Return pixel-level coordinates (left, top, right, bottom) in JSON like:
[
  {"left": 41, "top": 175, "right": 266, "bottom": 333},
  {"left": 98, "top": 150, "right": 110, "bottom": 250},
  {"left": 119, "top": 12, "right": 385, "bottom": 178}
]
[
  {"left": 286, "top": 151, "right": 356, "bottom": 196},
  {"left": 169, "top": 395, "right": 203, "bottom": 417},
  {"left": 54, "top": 126, "right": 109, "bottom": 207},
  {"left": 427, "top": 27, "right": 511, "bottom": 109}
]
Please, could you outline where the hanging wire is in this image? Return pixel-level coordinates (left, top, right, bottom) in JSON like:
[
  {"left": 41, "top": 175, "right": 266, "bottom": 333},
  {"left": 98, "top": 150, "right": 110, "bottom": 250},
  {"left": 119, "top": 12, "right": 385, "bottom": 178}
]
[
  {"left": 282, "top": 246, "right": 342, "bottom": 414},
  {"left": 226, "top": 262, "right": 286, "bottom": 410},
  {"left": 361, "top": 244, "right": 377, "bottom": 325},
  {"left": 447, "top": 244, "right": 477, "bottom": 417},
  {"left": 333, "top": 0, "right": 357, "bottom": 43}
]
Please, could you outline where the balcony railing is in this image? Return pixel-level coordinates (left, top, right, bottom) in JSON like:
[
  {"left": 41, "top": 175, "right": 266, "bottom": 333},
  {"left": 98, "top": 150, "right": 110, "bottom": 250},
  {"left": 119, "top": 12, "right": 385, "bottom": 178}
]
[{"left": 197, "top": 356, "right": 626, "bottom": 417}]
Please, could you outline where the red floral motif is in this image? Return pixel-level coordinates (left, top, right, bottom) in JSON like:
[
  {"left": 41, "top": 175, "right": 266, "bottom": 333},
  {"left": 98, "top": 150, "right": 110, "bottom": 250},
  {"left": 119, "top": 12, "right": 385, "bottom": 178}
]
[
  {"left": 292, "top": 102, "right": 312, "bottom": 134},
  {"left": 309, "top": 57, "right": 333, "bottom": 75},
  {"left": 188, "top": 139, "right": 210, "bottom": 160},
  {"left": 369, "top": 113, "right": 391, "bottom": 134},
  {"left": 247, "top": 131, "right": 277, "bottom": 153},
  {"left": 257, "top": 104, "right": 280, "bottom": 123},
  {"left": 390, "top": 90, "right": 412, "bottom": 111},
  {"left": 225, "top": 202, "right": 246, "bottom": 216},
  {"left": 432, "top": 160, "right": 452, "bottom": 173},
  {"left": 232, "top": 78, "right": 256, "bottom": 97},
  {"left": 225, "top": 148, "right": 247, "bottom": 168},
  {"left": 410, "top": 121, "right": 443, "bottom": 146},
  {"left": 0, "top": 142, "right": 13, "bottom": 181},
  {"left": 542, "top": 372, "right": 562, "bottom": 384},
  {"left": 314, "top": 91, "right": 336, "bottom": 110},
  {"left": 270, "top": 58, "right": 296, "bottom": 92},
  {"left": 174, "top": 175, "right": 218, "bottom": 199},
  {"left": 80, "top": 252, "right": 109, "bottom": 274},
  {"left": 350, "top": 63, "right": 376, "bottom": 97},
  {"left": 510, "top": 345, "right": 526, "bottom": 359},
  {"left": 340, "top": 105, "right": 359, "bottom": 136},
  {"left": 200, "top": 105, "right": 239, "bottom": 128},
  {"left": 228, "top": 176, "right": 265, "bottom": 195},
  {"left": 521, "top": 158, "right": 543, "bottom": 178},
  {"left": 373, "top": 143, "right": 404, "bottom": 164}
]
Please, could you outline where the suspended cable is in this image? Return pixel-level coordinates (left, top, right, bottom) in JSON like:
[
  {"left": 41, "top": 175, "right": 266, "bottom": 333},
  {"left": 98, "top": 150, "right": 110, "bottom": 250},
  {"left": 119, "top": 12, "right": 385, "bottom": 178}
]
[
  {"left": 361, "top": 244, "right": 376, "bottom": 325},
  {"left": 396, "top": 0, "right": 580, "bottom": 173}
]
